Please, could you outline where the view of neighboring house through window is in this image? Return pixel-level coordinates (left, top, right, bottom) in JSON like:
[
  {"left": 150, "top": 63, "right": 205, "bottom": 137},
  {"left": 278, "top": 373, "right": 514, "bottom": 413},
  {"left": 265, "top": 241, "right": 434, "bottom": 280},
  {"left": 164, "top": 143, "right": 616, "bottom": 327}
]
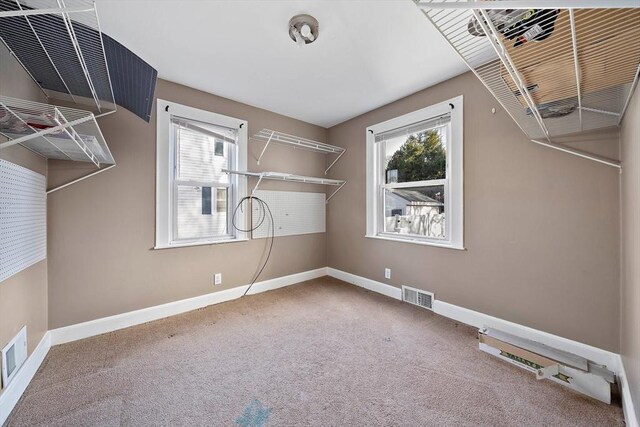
[
  {"left": 155, "top": 99, "right": 248, "bottom": 249},
  {"left": 366, "top": 96, "right": 463, "bottom": 249},
  {"left": 174, "top": 117, "right": 235, "bottom": 241},
  {"left": 382, "top": 123, "right": 447, "bottom": 239}
]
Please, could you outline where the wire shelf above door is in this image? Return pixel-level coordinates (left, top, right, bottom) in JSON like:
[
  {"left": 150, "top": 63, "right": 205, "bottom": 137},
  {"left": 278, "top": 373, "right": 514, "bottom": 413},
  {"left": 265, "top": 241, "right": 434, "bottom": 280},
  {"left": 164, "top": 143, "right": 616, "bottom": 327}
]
[
  {"left": 251, "top": 129, "right": 346, "bottom": 174},
  {"left": 224, "top": 170, "right": 346, "bottom": 203},
  {"left": 0, "top": 96, "right": 114, "bottom": 166},
  {"left": 417, "top": 1, "right": 640, "bottom": 143}
]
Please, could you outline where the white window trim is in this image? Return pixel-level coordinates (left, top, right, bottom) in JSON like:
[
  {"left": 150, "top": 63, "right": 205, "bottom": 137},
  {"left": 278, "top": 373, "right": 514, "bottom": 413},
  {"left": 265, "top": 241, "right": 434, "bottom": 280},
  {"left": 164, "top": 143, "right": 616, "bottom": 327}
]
[
  {"left": 366, "top": 95, "right": 464, "bottom": 250},
  {"left": 155, "top": 99, "right": 248, "bottom": 249}
]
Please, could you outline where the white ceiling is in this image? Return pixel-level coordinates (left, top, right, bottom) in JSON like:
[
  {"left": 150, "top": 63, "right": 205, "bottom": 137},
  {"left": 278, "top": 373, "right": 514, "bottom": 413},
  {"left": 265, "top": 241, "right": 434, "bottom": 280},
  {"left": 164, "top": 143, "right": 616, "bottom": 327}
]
[{"left": 95, "top": 0, "right": 468, "bottom": 128}]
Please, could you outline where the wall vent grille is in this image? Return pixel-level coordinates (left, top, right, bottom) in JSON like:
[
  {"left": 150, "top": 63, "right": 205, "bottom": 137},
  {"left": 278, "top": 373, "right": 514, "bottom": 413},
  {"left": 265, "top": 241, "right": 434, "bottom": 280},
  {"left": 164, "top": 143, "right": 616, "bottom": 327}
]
[{"left": 402, "top": 286, "right": 434, "bottom": 310}]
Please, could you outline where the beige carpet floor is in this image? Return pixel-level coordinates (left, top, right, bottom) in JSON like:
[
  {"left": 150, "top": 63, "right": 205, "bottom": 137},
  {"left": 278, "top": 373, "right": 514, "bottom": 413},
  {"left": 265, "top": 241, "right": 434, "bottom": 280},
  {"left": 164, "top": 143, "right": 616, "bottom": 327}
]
[{"left": 6, "top": 277, "right": 624, "bottom": 426}]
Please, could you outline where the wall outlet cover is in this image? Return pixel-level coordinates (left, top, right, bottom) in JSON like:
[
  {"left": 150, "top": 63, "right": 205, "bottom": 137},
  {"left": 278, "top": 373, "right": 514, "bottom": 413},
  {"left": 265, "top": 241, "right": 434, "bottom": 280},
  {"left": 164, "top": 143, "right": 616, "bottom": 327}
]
[
  {"left": 214, "top": 273, "right": 222, "bottom": 285},
  {"left": 384, "top": 268, "right": 391, "bottom": 279}
]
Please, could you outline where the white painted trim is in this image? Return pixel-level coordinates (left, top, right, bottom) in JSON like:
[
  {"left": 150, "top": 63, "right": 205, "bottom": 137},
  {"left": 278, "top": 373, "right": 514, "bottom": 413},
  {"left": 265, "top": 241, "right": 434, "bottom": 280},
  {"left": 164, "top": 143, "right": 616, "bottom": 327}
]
[
  {"left": 328, "top": 267, "right": 639, "bottom": 423},
  {"left": 155, "top": 99, "right": 248, "bottom": 249},
  {"left": 0, "top": 332, "right": 51, "bottom": 426},
  {"left": 50, "top": 267, "right": 327, "bottom": 346},
  {"left": 327, "top": 268, "right": 402, "bottom": 300},
  {"left": 433, "top": 300, "right": 618, "bottom": 371},
  {"left": 617, "top": 355, "right": 640, "bottom": 427},
  {"left": 365, "top": 96, "right": 464, "bottom": 249},
  {"left": 327, "top": 268, "right": 618, "bottom": 371}
]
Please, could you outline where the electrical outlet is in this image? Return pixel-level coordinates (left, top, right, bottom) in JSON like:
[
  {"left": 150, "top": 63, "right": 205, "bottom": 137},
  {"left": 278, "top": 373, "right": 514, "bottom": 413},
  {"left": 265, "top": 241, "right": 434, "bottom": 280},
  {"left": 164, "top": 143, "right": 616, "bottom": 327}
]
[
  {"left": 214, "top": 273, "right": 222, "bottom": 285},
  {"left": 384, "top": 268, "right": 391, "bottom": 279}
]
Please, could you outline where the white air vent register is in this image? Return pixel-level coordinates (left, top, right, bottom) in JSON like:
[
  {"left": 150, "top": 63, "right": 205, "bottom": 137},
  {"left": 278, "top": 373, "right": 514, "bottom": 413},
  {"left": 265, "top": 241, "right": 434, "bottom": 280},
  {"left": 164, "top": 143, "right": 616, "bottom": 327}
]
[
  {"left": 402, "top": 285, "right": 434, "bottom": 310},
  {"left": 1, "top": 326, "right": 27, "bottom": 388}
]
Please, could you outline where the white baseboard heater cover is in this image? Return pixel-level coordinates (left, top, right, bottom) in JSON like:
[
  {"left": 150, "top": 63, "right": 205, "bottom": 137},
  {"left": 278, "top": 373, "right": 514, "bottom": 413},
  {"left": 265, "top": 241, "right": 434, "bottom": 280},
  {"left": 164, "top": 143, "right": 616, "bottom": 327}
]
[{"left": 479, "top": 327, "right": 614, "bottom": 403}]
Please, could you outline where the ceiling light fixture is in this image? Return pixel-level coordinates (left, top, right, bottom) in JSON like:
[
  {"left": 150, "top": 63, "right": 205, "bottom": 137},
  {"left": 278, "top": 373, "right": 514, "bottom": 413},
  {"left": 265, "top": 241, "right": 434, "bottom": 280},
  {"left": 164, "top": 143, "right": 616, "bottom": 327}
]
[{"left": 289, "top": 14, "right": 319, "bottom": 46}]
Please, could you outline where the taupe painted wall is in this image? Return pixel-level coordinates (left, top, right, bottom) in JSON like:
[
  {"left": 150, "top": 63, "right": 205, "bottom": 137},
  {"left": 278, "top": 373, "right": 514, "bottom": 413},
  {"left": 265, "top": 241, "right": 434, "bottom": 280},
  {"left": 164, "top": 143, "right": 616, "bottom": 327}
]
[
  {"left": 47, "top": 79, "right": 328, "bottom": 329},
  {"left": 0, "top": 43, "right": 48, "bottom": 386},
  {"left": 620, "top": 86, "right": 639, "bottom": 421},
  {"left": 326, "top": 72, "right": 621, "bottom": 352}
]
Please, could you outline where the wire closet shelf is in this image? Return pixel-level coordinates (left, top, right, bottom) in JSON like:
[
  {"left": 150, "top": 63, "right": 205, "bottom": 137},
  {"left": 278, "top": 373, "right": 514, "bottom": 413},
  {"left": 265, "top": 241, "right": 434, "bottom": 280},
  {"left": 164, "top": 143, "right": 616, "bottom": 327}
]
[
  {"left": 0, "top": 0, "right": 116, "bottom": 164},
  {"left": 0, "top": 0, "right": 116, "bottom": 112},
  {"left": 0, "top": 96, "right": 114, "bottom": 165},
  {"left": 224, "top": 170, "right": 346, "bottom": 203},
  {"left": 417, "top": 1, "right": 640, "bottom": 145},
  {"left": 251, "top": 129, "right": 346, "bottom": 174}
]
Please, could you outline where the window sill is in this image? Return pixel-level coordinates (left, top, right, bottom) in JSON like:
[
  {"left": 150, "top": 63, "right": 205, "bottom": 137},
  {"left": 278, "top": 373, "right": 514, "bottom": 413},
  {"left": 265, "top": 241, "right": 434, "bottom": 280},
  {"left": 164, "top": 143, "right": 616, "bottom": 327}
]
[
  {"left": 365, "top": 234, "right": 465, "bottom": 251},
  {"left": 153, "top": 238, "right": 249, "bottom": 250}
]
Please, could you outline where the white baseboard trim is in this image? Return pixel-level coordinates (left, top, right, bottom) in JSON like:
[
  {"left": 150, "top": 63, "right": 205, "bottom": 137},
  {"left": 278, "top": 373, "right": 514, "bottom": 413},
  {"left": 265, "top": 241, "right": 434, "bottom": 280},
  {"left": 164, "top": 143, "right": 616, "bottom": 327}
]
[
  {"left": 433, "top": 300, "right": 618, "bottom": 372},
  {"left": 327, "top": 267, "right": 640, "bottom": 423},
  {"left": 617, "top": 355, "right": 640, "bottom": 427},
  {"left": 0, "top": 331, "right": 51, "bottom": 426},
  {"left": 50, "top": 267, "right": 327, "bottom": 346},
  {"left": 327, "top": 267, "right": 618, "bottom": 372},
  {"left": 327, "top": 268, "right": 402, "bottom": 300}
]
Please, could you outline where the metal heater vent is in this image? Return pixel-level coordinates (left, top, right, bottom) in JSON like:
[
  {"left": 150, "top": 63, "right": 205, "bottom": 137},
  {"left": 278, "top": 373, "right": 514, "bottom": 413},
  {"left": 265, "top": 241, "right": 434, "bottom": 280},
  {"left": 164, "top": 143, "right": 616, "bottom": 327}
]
[{"left": 402, "top": 286, "right": 434, "bottom": 310}]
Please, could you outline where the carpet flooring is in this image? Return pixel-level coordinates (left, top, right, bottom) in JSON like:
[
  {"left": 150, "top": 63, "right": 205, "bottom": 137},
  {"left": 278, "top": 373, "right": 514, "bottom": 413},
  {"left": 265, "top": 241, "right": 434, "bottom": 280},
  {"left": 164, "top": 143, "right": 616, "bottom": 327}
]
[{"left": 6, "top": 277, "right": 624, "bottom": 426}]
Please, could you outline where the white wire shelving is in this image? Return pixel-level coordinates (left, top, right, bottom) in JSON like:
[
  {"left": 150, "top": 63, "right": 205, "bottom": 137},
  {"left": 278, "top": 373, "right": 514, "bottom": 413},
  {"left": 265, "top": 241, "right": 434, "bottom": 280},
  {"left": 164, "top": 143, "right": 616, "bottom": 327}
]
[
  {"left": 417, "top": 0, "right": 640, "bottom": 168},
  {"left": 0, "top": 0, "right": 116, "bottom": 113},
  {"left": 251, "top": 129, "right": 346, "bottom": 174},
  {"left": 0, "top": 96, "right": 114, "bottom": 166},
  {"left": 0, "top": 0, "right": 116, "bottom": 171},
  {"left": 224, "top": 170, "right": 346, "bottom": 203}
]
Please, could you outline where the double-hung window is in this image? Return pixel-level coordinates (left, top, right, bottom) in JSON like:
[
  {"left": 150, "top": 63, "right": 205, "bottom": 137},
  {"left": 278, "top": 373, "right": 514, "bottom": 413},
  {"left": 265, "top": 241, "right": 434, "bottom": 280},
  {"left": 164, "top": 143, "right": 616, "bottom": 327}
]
[
  {"left": 366, "top": 96, "right": 463, "bottom": 249},
  {"left": 156, "top": 100, "right": 247, "bottom": 248}
]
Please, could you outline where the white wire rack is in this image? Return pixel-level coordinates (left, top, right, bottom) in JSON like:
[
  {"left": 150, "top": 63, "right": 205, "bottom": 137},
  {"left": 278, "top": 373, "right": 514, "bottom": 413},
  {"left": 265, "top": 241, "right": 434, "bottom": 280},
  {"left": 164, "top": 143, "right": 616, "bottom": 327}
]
[
  {"left": 251, "top": 129, "right": 346, "bottom": 174},
  {"left": 224, "top": 170, "right": 346, "bottom": 203},
  {"left": 0, "top": 0, "right": 116, "bottom": 113},
  {"left": 0, "top": 96, "right": 114, "bottom": 166},
  {"left": 417, "top": 1, "right": 640, "bottom": 160}
]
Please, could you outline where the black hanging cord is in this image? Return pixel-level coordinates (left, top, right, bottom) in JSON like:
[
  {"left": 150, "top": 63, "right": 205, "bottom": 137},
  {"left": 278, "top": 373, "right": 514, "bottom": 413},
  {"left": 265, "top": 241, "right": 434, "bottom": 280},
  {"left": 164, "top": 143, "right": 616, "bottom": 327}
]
[{"left": 231, "top": 195, "right": 275, "bottom": 297}]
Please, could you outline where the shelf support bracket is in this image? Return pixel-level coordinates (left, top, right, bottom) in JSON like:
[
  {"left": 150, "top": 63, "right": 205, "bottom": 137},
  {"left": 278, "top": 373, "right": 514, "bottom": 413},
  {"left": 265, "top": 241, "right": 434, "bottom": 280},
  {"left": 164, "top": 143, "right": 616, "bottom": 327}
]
[
  {"left": 251, "top": 174, "right": 265, "bottom": 197},
  {"left": 619, "top": 64, "right": 640, "bottom": 125},
  {"left": 326, "top": 181, "right": 346, "bottom": 203},
  {"left": 47, "top": 164, "right": 116, "bottom": 194},
  {"left": 568, "top": 10, "right": 582, "bottom": 131},
  {"left": 530, "top": 139, "right": 621, "bottom": 169},
  {"left": 325, "top": 149, "right": 346, "bottom": 175},
  {"left": 256, "top": 130, "right": 275, "bottom": 165}
]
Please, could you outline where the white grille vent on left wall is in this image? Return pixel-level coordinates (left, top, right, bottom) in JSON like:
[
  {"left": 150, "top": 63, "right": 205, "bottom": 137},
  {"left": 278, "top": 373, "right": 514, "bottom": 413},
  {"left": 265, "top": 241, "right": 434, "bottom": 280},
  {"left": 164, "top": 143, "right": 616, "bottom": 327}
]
[{"left": 0, "top": 159, "right": 46, "bottom": 283}]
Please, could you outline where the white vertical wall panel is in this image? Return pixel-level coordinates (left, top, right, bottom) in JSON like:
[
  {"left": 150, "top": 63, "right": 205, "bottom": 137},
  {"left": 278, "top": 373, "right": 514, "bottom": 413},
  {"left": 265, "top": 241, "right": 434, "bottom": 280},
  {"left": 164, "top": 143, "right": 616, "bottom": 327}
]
[
  {"left": 252, "top": 190, "right": 325, "bottom": 239},
  {"left": 0, "top": 159, "right": 46, "bottom": 283}
]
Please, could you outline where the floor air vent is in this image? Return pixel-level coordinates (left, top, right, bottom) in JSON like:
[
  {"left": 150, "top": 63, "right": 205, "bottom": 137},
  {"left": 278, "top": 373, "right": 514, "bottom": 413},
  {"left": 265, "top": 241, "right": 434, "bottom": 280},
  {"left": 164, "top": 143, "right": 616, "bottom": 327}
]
[{"left": 402, "top": 286, "right": 434, "bottom": 310}]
